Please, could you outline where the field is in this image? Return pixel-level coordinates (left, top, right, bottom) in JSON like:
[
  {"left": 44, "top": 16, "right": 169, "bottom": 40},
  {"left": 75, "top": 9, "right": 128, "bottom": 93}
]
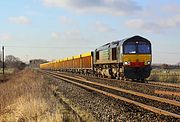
[
  {"left": 149, "top": 69, "right": 180, "bottom": 83},
  {"left": 0, "top": 68, "right": 15, "bottom": 82},
  {"left": 0, "top": 69, "right": 59, "bottom": 121},
  {"left": 0, "top": 69, "right": 94, "bottom": 122},
  {"left": 0, "top": 68, "right": 15, "bottom": 74}
]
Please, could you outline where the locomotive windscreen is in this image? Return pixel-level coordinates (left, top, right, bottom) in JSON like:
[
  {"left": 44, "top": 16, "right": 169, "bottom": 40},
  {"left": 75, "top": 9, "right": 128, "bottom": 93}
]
[
  {"left": 123, "top": 41, "right": 151, "bottom": 54},
  {"left": 137, "top": 42, "right": 151, "bottom": 54}
]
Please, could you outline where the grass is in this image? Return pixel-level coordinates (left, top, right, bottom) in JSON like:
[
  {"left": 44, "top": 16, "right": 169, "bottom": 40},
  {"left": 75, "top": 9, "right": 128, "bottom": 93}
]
[
  {"left": 0, "top": 68, "right": 15, "bottom": 82},
  {"left": 149, "top": 69, "right": 180, "bottom": 83},
  {"left": 0, "top": 68, "right": 15, "bottom": 74},
  {"left": 0, "top": 69, "right": 63, "bottom": 122},
  {"left": 0, "top": 69, "right": 96, "bottom": 122}
]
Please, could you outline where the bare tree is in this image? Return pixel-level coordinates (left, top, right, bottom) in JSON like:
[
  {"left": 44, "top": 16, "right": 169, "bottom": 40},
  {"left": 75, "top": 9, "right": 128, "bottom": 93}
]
[
  {"left": 161, "top": 64, "right": 169, "bottom": 69},
  {"left": 5, "top": 55, "right": 26, "bottom": 70}
]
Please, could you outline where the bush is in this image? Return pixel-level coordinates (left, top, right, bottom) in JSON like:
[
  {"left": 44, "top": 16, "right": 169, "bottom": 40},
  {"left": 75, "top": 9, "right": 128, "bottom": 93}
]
[{"left": 149, "top": 73, "right": 159, "bottom": 81}]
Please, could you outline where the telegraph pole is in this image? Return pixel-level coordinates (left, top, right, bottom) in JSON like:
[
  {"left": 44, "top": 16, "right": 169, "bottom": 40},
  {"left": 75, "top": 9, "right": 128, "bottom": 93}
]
[{"left": 2, "top": 46, "right": 4, "bottom": 75}]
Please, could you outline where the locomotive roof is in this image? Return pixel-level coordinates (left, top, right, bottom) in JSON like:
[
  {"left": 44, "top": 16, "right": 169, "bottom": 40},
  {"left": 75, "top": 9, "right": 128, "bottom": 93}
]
[{"left": 95, "top": 35, "right": 150, "bottom": 51}]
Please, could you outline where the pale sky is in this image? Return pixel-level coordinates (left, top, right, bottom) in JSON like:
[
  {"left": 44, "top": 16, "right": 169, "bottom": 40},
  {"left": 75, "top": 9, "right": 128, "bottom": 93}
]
[{"left": 0, "top": 0, "right": 180, "bottom": 64}]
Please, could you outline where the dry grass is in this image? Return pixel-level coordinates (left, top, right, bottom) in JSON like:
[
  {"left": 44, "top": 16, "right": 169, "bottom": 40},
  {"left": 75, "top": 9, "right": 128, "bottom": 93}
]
[
  {"left": 0, "top": 69, "right": 63, "bottom": 122},
  {"left": 0, "top": 69, "right": 96, "bottom": 122},
  {"left": 149, "top": 69, "right": 180, "bottom": 83},
  {"left": 0, "top": 68, "right": 15, "bottom": 74}
]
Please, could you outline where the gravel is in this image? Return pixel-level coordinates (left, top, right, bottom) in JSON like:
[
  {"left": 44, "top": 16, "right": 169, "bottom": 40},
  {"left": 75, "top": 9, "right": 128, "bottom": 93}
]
[
  {"left": 60, "top": 72, "right": 180, "bottom": 102},
  {"left": 45, "top": 74, "right": 179, "bottom": 122}
]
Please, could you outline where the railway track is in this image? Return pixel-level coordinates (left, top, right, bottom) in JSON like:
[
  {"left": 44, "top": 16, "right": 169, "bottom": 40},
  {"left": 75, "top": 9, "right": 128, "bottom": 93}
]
[
  {"left": 90, "top": 75, "right": 180, "bottom": 90},
  {"left": 56, "top": 71, "right": 180, "bottom": 101},
  {"left": 58, "top": 71, "right": 180, "bottom": 90},
  {"left": 148, "top": 81, "right": 180, "bottom": 88},
  {"left": 40, "top": 70, "right": 180, "bottom": 119}
]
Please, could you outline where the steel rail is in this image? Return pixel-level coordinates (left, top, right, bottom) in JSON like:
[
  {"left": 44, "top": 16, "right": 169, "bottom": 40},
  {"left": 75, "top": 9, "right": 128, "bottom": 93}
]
[
  {"left": 149, "top": 82, "right": 180, "bottom": 88},
  {"left": 60, "top": 71, "right": 180, "bottom": 90},
  {"left": 43, "top": 71, "right": 180, "bottom": 119},
  {"left": 95, "top": 76, "right": 180, "bottom": 90},
  {"left": 48, "top": 71, "right": 180, "bottom": 107},
  {"left": 155, "top": 90, "right": 180, "bottom": 97}
]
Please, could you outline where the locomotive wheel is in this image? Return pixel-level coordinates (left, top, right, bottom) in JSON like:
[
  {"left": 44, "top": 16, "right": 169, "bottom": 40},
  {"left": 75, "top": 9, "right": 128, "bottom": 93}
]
[
  {"left": 140, "top": 79, "right": 146, "bottom": 83},
  {"left": 116, "top": 76, "right": 120, "bottom": 80},
  {"left": 124, "top": 77, "right": 128, "bottom": 81},
  {"left": 132, "top": 79, "right": 136, "bottom": 82}
]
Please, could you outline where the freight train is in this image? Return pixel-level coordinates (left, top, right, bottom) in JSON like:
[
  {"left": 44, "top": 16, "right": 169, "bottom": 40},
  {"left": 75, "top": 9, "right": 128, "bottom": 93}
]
[{"left": 40, "top": 35, "right": 152, "bottom": 81}]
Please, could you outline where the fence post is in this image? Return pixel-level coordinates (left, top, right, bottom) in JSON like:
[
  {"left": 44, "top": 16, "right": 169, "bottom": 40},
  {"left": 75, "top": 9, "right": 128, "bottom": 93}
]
[{"left": 2, "top": 46, "right": 4, "bottom": 75}]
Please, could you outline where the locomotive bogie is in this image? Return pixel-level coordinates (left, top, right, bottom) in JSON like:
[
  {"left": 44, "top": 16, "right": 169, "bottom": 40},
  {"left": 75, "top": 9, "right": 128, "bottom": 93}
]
[{"left": 124, "top": 66, "right": 151, "bottom": 81}]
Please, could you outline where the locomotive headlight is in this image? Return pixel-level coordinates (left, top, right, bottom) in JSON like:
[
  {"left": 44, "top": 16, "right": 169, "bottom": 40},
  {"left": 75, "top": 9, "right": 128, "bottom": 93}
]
[
  {"left": 124, "top": 61, "right": 130, "bottom": 65},
  {"left": 145, "top": 61, "right": 151, "bottom": 65}
]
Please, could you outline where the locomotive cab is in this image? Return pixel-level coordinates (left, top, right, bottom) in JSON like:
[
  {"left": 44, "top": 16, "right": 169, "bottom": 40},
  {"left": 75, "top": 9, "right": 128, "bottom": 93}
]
[{"left": 122, "top": 36, "right": 152, "bottom": 81}]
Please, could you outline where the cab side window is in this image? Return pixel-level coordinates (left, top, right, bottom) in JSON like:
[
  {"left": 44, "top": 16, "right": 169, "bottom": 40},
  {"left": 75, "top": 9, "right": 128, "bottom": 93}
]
[
  {"left": 112, "top": 48, "right": 117, "bottom": 60},
  {"left": 96, "top": 51, "right": 99, "bottom": 60}
]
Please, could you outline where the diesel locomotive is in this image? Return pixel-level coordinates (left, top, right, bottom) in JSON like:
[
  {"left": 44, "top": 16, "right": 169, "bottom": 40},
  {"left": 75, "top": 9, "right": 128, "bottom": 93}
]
[{"left": 40, "top": 35, "right": 152, "bottom": 81}]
